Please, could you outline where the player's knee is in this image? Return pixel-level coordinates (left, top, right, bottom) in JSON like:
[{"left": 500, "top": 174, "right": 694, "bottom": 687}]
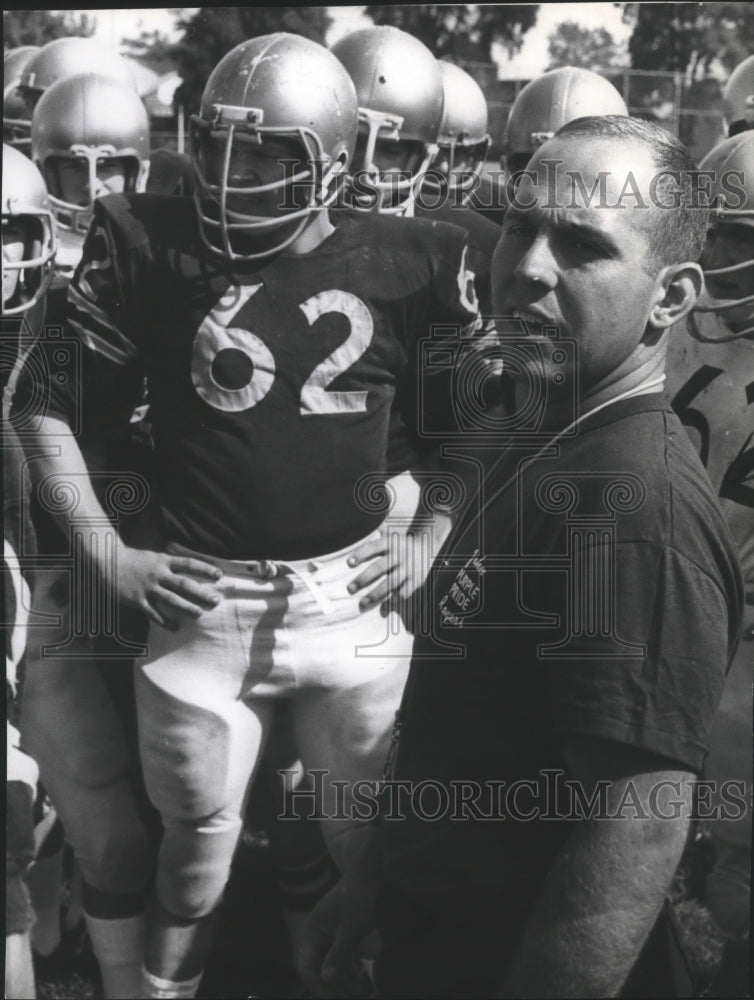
[
  {"left": 74, "top": 815, "right": 154, "bottom": 897},
  {"left": 155, "top": 813, "right": 242, "bottom": 919}
]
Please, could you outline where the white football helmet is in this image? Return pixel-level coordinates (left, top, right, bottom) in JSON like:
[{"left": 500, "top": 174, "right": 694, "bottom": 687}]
[{"left": 2, "top": 143, "right": 57, "bottom": 316}]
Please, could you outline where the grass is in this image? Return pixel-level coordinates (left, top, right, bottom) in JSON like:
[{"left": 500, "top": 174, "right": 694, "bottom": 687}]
[{"left": 33, "top": 824, "right": 730, "bottom": 999}]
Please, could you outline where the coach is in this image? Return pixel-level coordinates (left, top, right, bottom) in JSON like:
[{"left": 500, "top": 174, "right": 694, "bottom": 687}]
[{"left": 299, "top": 116, "right": 744, "bottom": 998}]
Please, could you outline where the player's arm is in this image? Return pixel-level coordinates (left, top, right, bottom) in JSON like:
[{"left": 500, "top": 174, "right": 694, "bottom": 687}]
[
  {"left": 348, "top": 229, "right": 484, "bottom": 610},
  {"left": 499, "top": 735, "right": 693, "bottom": 999},
  {"left": 15, "top": 203, "right": 223, "bottom": 629},
  {"left": 22, "top": 415, "right": 223, "bottom": 630}
]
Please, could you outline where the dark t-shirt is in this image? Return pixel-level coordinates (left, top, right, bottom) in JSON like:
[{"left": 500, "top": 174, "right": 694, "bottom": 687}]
[{"left": 381, "top": 393, "right": 743, "bottom": 899}]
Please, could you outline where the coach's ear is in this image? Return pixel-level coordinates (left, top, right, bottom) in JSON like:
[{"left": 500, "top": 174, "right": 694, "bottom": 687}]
[{"left": 647, "top": 261, "right": 704, "bottom": 332}]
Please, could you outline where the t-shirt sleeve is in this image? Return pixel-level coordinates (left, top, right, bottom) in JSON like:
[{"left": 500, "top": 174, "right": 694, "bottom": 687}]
[{"left": 545, "top": 541, "right": 732, "bottom": 774}]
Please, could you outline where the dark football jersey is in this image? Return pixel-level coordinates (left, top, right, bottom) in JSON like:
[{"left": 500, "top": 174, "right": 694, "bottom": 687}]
[
  {"left": 146, "top": 148, "right": 195, "bottom": 198},
  {"left": 666, "top": 321, "right": 754, "bottom": 597},
  {"left": 466, "top": 171, "right": 509, "bottom": 228},
  {"left": 414, "top": 198, "right": 500, "bottom": 316},
  {"left": 57, "top": 195, "right": 479, "bottom": 560}
]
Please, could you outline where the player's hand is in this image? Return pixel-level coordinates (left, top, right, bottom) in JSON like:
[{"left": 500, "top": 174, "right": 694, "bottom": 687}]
[
  {"left": 110, "top": 546, "right": 224, "bottom": 631},
  {"left": 347, "top": 512, "right": 452, "bottom": 612},
  {"left": 296, "top": 881, "right": 376, "bottom": 999}
]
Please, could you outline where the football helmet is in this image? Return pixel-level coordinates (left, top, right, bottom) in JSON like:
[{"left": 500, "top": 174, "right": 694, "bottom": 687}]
[
  {"left": 690, "top": 131, "right": 754, "bottom": 343},
  {"left": 4, "top": 38, "right": 137, "bottom": 154},
  {"left": 31, "top": 73, "right": 150, "bottom": 236},
  {"left": 422, "top": 61, "right": 490, "bottom": 204},
  {"left": 722, "top": 55, "right": 754, "bottom": 137},
  {"left": 3, "top": 47, "right": 40, "bottom": 150},
  {"left": 4, "top": 46, "right": 40, "bottom": 96},
  {"left": 2, "top": 143, "right": 57, "bottom": 316},
  {"left": 191, "top": 33, "right": 358, "bottom": 262},
  {"left": 503, "top": 67, "right": 628, "bottom": 174},
  {"left": 331, "top": 26, "right": 444, "bottom": 215}
]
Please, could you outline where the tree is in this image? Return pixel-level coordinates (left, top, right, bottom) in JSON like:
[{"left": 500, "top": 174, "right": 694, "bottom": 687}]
[
  {"left": 365, "top": 4, "right": 539, "bottom": 62},
  {"left": 171, "top": 6, "right": 331, "bottom": 114},
  {"left": 3, "top": 9, "right": 96, "bottom": 49},
  {"left": 547, "top": 21, "right": 629, "bottom": 73},
  {"left": 623, "top": 2, "right": 754, "bottom": 75},
  {"left": 121, "top": 29, "right": 177, "bottom": 76}
]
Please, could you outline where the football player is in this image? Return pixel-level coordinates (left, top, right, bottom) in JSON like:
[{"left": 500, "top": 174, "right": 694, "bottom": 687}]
[
  {"left": 3, "top": 37, "right": 136, "bottom": 156},
  {"left": 3, "top": 141, "right": 57, "bottom": 998},
  {"left": 722, "top": 54, "right": 754, "bottom": 137},
  {"left": 330, "top": 25, "right": 444, "bottom": 216},
  {"left": 665, "top": 129, "right": 753, "bottom": 997},
  {"left": 9, "top": 88, "right": 159, "bottom": 993},
  {"left": 412, "top": 58, "right": 502, "bottom": 316},
  {"left": 420, "top": 60, "right": 490, "bottom": 212},
  {"left": 14, "top": 32, "right": 481, "bottom": 999},
  {"left": 31, "top": 72, "right": 151, "bottom": 278},
  {"left": 421, "top": 60, "right": 507, "bottom": 227},
  {"left": 1, "top": 144, "right": 57, "bottom": 325}
]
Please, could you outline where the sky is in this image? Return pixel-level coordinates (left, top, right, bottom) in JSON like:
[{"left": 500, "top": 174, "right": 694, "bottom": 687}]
[{"left": 87, "top": 4, "right": 633, "bottom": 78}]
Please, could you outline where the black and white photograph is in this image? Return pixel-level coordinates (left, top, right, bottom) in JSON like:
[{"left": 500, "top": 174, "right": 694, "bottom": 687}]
[{"left": 3, "top": 4, "right": 752, "bottom": 998}]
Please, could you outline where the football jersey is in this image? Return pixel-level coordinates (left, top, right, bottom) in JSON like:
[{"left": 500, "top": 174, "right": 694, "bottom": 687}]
[
  {"left": 414, "top": 199, "right": 500, "bottom": 316},
  {"left": 58, "top": 195, "right": 479, "bottom": 561},
  {"left": 466, "top": 171, "right": 508, "bottom": 228},
  {"left": 666, "top": 320, "right": 754, "bottom": 596},
  {"left": 146, "top": 148, "right": 195, "bottom": 198}
]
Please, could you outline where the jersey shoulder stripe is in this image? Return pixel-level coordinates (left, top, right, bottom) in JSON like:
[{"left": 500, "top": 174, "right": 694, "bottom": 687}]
[{"left": 67, "top": 285, "right": 136, "bottom": 364}]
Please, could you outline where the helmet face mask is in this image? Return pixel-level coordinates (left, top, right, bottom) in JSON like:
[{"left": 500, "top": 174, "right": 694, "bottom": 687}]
[
  {"left": 349, "top": 110, "right": 434, "bottom": 213},
  {"left": 692, "top": 218, "right": 754, "bottom": 342},
  {"left": 43, "top": 149, "right": 141, "bottom": 235},
  {"left": 191, "top": 106, "right": 347, "bottom": 261},
  {"left": 191, "top": 34, "right": 358, "bottom": 263},
  {"left": 2, "top": 144, "right": 57, "bottom": 316},
  {"left": 331, "top": 27, "right": 444, "bottom": 217},
  {"left": 690, "top": 131, "right": 754, "bottom": 343}
]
